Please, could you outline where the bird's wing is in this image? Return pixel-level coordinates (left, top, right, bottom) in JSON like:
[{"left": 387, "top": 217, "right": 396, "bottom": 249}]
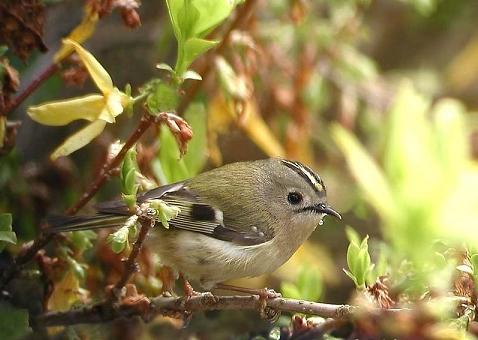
[{"left": 96, "top": 183, "right": 272, "bottom": 246}]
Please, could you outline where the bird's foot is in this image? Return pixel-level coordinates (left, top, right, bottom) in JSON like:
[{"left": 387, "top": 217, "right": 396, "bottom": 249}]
[
  {"left": 180, "top": 274, "right": 201, "bottom": 302},
  {"left": 159, "top": 265, "right": 177, "bottom": 296}
]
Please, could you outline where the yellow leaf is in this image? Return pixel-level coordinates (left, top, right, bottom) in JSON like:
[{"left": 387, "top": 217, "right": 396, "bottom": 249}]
[
  {"left": 63, "top": 39, "right": 113, "bottom": 94},
  {"left": 207, "top": 94, "right": 285, "bottom": 164},
  {"left": 27, "top": 94, "right": 105, "bottom": 126},
  {"left": 207, "top": 94, "right": 235, "bottom": 165},
  {"left": 53, "top": 6, "right": 99, "bottom": 63},
  {"left": 447, "top": 35, "right": 478, "bottom": 92},
  {"left": 240, "top": 99, "right": 285, "bottom": 158},
  {"left": 51, "top": 120, "right": 106, "bottom": 160},
  {"left": 47, "top": 272, "right": 82, "bottom": 311}
]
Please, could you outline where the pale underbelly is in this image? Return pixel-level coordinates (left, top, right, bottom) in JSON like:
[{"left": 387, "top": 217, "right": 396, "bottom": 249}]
[{"left": 150, "top": 230, "right": 293, "bottom": 289}]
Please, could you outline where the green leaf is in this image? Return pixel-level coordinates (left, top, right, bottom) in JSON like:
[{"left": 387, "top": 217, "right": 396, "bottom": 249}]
[
  {"left": 0, "top": 45, "right": 8, "bottom": 56},
  {"left": 0, "top": 116, "right": 5, "bottom": 148},
  {"left": 165, "top": 0, "right": 184, "bottom": 41},
  {"left": 166, "top": 0, "right": 237, "bottom": 41},
  {"left": 67, "top": 257, "right": 87, "bottom": 280},
  {"left": 190, "top": 0, "right": 237, "bottom": 37},
  {"left": 155, "top": 103, "right": 207, "bottom": 183},
  {"left": 182, "top": 104, "right": 207, "bottom": 175},
  {"left": 0, "top": 213, "right": 16, "bottom": 252},
  {"left": 120, "top": 148, "right": 139, "bottom": 206},
  {"left": 281, "top": 282, "right": 301, "bottom": 300},
  {"left": 297, "top": 267, "right": 322, "bottom": 301},
  {"left": 107, "top": 225, "right": 130, "bottom": 254},
  {"left": 182, "top": 70, "right": 202, "bottom": 81},
  {"left": 156, "top": 63, "right": 175, "bottom": 73},
  {"left": 178, "top": 37, "right": 218, "bottom": 75},
  {"left": 148, "top": 199, "right": 181, "bottom": 228},
  {"left": 345, "top": 226, "right": 361, "bottom": 246},
  {"left": 69, "top": 230, "right": 96, "bottom": 253},
  {"left": 0, "top": 302, "right": 31, "bottom": 340},
  {"left": 146, "top": 82, "right": 179, "bottom": 113},
  {"left": 471, "top": 254, "right": 478, "bottom": 275},
  {"left": 343, "top": 269, "right": 358, "bottom": 287}
]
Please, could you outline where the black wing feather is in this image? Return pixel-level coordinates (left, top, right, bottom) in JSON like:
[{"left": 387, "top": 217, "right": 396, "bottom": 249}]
[{"left": 49, "top": 181, "right": 271, "bottom": 245}]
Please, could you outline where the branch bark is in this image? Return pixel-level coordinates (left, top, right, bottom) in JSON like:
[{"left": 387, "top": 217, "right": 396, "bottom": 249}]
[{"left": 37, "top": 294, "right": 358, "bottom": 327}]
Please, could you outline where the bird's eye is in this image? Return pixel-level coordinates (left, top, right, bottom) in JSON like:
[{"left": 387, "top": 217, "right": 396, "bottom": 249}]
[{"left": 287, "top": 192, "right": 303, "bottom": 205}]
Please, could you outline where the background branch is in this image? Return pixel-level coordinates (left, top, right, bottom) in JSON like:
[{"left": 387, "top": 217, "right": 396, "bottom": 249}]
[{"left": 3, "top": 63, "right": 59, "bottom": 116}]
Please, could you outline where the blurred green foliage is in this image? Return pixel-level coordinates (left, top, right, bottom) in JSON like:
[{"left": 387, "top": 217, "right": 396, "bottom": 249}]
[
  {"left": 281, "top": 266, "right": 323, "bottom": 301},
  {"left": 0, "top": 302, "right": 31, "bottom": 340},
  {"left": 334, "top": 81, "right": 478, "bottom": 292},
  {"left": 343, "top": 227, "right": 374, "bottom": 289},
  {"left": 0, "top": 213, "right": 16, "bottom": 253}
]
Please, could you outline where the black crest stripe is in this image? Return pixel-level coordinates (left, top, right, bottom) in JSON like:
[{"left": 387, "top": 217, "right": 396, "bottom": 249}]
[{"left": 280, "top": 160, "right": 325, "bottom": 194}]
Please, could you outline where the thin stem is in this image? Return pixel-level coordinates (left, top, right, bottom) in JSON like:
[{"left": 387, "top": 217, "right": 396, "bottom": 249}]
[
  {"left": 3, "top": 63, "right": 59, "bottom": 115},
  {"left": 65, "top": 113, "right": 154, "bottom": 215}
]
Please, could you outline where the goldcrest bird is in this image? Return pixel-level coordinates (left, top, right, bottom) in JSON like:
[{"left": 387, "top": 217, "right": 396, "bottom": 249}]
[{"left": 47, "top": 158, "right": 341, "bottom": 290}]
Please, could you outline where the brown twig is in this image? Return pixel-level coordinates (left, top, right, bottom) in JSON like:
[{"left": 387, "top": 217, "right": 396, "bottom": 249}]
[
  {"left": 66, "top": 113, "right": 154, "bottom": 215},
  {"left": 0, "top": 233, "right": 54, "bottom": 288},
  {"left": 111, "top": 217, "right": 154, "bottom": 299},
  {"left": 3, "top": 63, "right": 59, "bottom": 115},
  {"left": 37, "top": 294, "right": 360, "bottom": 327}
]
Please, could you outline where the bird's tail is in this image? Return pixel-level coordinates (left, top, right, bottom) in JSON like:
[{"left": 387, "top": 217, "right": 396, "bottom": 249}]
[{"left": 45, "top": 214, "right": 128, "bottom": 233}]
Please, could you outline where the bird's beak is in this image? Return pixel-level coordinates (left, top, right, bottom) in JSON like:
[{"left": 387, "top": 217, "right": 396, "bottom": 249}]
[{"left": 317, "top": 203, "right": 342, "bottom": 220}]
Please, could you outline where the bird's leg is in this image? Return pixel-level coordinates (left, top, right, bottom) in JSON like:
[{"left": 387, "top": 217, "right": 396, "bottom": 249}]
[
  {"left": 159, "top": 265, "right": 176, "bottom": 296},
  {"left": 180, "top": 273, "right": 200, "bottom": 301},
  {"left": 215, "top": 283, "right": 281, "bottom": 299}
]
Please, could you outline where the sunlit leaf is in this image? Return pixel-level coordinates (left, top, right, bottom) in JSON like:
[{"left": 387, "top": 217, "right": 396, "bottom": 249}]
[
  {"left": 208, "top": 94, "right": 285, "bottom": 163},
  {"left": 53, "top": 5, "right": 99, "bottom": 62},
  {"left": 179, "top": 37, "right": 218, "bottom": 74},
  {"left": 156, "top": 63, "right": 175, "bottom": 73},
  {"left": 27, "top": 94, "right": 105, "bottom": 126},
  {"left": 146, "top": 82, "right": 179, "bottom": 113},
  {"left": 63, "top": 39, "right": 113, "bottom": 94},
  {"left": 155, "top": 103, "right": 207, "bottom": 183},
  {"left": 0, "top": 213, "right": 16, "bottom": 252},
  {"left": 48, "top": 271, "right": 85, "bottom": 311},
  {"left": 51, "top": 120, "right": 107, "bottom": 160},
  {"left": 182, "top": 70, "right": 202, "bottom": 81}
]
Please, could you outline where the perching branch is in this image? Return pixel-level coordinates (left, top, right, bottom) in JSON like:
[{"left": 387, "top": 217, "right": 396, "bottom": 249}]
[{"left": 36, "top": 294, "right": 359, "bottom": 327}]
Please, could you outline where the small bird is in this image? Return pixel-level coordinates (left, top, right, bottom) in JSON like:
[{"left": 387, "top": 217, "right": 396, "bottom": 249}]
[{"left": 47, "top": 158, "right": 341, "bottom": 291}]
